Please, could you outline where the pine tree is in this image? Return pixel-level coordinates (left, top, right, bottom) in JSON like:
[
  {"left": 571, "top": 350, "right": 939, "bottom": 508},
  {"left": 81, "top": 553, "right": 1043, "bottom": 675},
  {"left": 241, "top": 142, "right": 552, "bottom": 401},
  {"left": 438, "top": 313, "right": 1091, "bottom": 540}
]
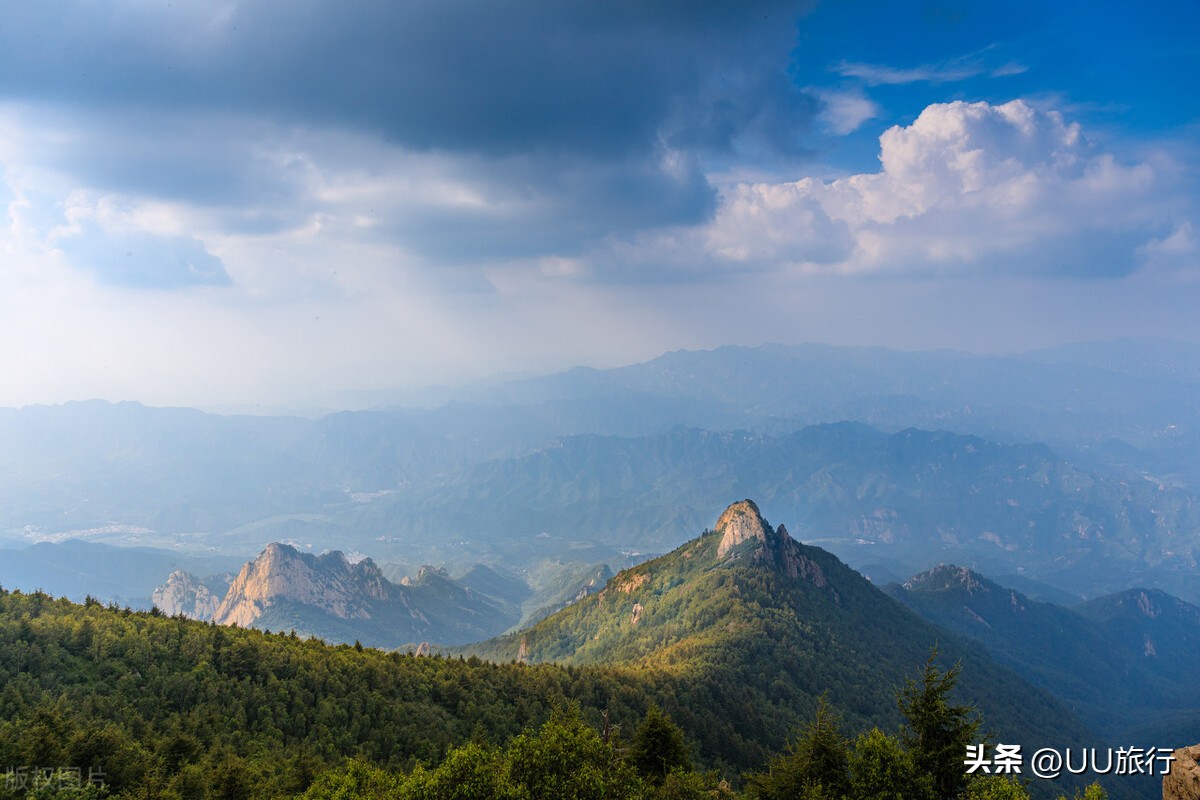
[
  {"left": 630, "top": 705, "right": 692, "bottom": 784},
  {"left": 746, "top": 695, "right": 850, "bottom": 800},
  {"left": 848, "top": 727, "right": 933, "bottom": 800},
  {"left": 897, "top": 650, "right": 981, "bottom": 800}
]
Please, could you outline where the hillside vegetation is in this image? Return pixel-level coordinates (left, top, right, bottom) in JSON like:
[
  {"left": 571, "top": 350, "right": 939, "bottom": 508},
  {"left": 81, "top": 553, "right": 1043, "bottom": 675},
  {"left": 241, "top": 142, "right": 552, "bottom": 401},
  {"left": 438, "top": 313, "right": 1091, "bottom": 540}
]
[{"left": 0, "top": 585, "right": 1120, "bottom": 800}]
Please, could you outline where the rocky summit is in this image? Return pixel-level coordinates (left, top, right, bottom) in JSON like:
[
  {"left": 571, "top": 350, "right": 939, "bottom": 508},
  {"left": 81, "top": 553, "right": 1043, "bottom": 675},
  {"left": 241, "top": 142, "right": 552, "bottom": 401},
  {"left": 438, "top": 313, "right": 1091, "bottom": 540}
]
[
  {"left": 152, "top": 570, "right": 223, "bottom": 620},
  {"left": 208, "top": 542, "right": 515, "bottom": 647},
  {"left": 213, "top": 543, "right": 391, "bottom": 628},
  {"left": 713, "top": 498, "right": 827, "bottom": 585},
  {"left": 714, "top": 499, "right": 778, "bottom": 557}
]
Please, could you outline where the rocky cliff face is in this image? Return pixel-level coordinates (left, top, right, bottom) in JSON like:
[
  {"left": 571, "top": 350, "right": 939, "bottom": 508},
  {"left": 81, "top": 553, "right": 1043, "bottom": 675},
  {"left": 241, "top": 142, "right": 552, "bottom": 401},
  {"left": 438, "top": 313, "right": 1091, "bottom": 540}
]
[
  {"left": 212, "top": 543, "right": 395, "bottom": 628},
  {"left": 902, "top": 564, "right": 987, "bottom": 595},
  {"left": 715, "top": 499, "right": 777, "bottom": 557},
  {"left": 714, "top": 499, "right": 828, "bottom": 588},
  {"left": 1165, "top": 745, "right": 1200, "bottom": 800},
  {"left": 208, "top": 542, "right": 516, "bottom": 647},
  {"left": 152, "top": 570, "right": 221, "bottom": 620}
]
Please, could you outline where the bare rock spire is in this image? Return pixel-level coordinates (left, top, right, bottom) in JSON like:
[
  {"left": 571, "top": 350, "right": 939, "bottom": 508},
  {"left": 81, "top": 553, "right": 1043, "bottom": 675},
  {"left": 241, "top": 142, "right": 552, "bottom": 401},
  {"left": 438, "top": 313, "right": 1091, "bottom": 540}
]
[{"left": 715, "top": 499, "right": 780, "bottom": 557}]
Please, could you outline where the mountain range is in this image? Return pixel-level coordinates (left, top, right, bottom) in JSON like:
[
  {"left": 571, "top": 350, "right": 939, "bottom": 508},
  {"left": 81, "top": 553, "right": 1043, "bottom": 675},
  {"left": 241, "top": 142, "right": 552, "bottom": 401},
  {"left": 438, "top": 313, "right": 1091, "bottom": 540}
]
[
  {"left": 160, "top": 497, "right": 1190, "bottom": 793},
  {"left": 145, "top": 539, "right": 619, "bottom": 648},
  {"left": 462, "top": 499, "right": 1112, "bottom": 795},
  {"left": 1, "top": 337, "right": 1196, "bottom": 503},
  {"left": 1, "top": 340, "right": 1196, "bottom": 612},
  {"left": 28, "top": 420, "right": 1194, "bottom": 609},
  {"left": 888, "top": 565, "right": 1200, "bottom": 745},
  {"left": 2, "top": 497, "right": 1180, "bottom": 797},
  {"left": 1, "top": 339, "right": 1196, "bottom": 800},
  {"left": 338, "top": 423, "right": 1200, "bottom": 603},
  {"left": 170, "top": 543, "right": 517, "bottom": 647}
]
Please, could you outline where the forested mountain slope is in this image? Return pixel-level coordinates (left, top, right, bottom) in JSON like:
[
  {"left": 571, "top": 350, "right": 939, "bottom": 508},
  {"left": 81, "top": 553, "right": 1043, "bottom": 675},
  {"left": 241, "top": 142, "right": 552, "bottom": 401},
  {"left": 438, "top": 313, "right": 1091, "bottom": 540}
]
[
  {"left": 0, "top": 502, "right": 1138, "bottom": 797},
  {"left": 888, "top": 566, "right": 1200, "bottom": 744},
  {"left": 466, "top": 501, "right": 1102, "bottom": 776}
]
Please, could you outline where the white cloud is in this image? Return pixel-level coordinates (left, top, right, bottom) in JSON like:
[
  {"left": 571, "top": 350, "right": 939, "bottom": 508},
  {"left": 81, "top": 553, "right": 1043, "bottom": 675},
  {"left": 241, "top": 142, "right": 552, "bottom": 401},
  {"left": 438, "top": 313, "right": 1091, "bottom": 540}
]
[
  {"left": 0, "top": 93, "right": 1195, "bottom": 409},
  {"left": 834, "top": 60, "right": 982, "bottom": 85},
  {"left": 704, "top": 99, "right": 1192, "bottom": 277},
  {"left": 705, "top": 180, "right": 853, "bottom": 265},
  {"left": 1137, "top": 222, "right": 1200, "bottom": 281},
  {"left": 831, "top": 47, "right": 1027, "bottom": 87},
  {"left": 815, "top": 88, "right": 880, "bottom": 135}
]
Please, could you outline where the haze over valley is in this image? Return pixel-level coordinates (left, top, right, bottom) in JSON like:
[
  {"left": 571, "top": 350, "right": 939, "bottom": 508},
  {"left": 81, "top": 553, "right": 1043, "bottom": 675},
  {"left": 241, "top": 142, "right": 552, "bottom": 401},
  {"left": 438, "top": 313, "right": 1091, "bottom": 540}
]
[{"left": 1, "top": 1, "right": 1198, "bottom": 797}]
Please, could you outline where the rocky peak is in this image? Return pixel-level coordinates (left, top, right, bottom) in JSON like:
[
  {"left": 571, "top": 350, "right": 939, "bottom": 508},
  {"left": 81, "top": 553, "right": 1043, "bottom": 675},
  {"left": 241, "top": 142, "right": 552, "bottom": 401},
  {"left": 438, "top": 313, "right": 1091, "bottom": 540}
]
[
  {"left": 212, "top": 543, "right": 393, "bottom": 628},
  {"left": 713, "top": 499, "right": 829, "bottom": 589},
  {"left": 417, "top": 565, "right": 450, "bottom": 582},
  {"left": 152, "top": 570, "right": 220, "bottom": 621},
  {"left": 400, "top": 566, "right": 451, "bottom": 587},
  {"left": 716, "top": 499, "right": 783, "bottom": 557},
  {"left": 903, "top": 564, "right": 991, "bottom": 595}
]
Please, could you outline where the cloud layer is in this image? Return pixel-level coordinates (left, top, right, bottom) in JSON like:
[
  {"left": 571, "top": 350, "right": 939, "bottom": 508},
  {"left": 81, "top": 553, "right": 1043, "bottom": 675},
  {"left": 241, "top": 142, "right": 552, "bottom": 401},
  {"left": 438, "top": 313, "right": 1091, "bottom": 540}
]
[
  {"left": 705, "top": 100, "right": 1194, "bottom": 277},
  {"left": 0, "top": 1, "right": 1196, "bottom": 407}
]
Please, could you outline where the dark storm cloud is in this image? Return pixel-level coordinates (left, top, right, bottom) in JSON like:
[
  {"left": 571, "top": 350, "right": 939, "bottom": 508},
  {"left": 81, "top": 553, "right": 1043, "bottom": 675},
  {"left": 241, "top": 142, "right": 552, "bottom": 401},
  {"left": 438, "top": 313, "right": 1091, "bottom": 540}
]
[
  {"left": 381, "top": 150, "right": 718, "bottom": 263},
  {"left": 0, "top": 0, "right": 820, "bottom": 264},
  {"left": 49, "top": 114, "right": 298, "bottom": 208},
  {"left": 0, "top": 0, "right": 816, "bottom": 159}
]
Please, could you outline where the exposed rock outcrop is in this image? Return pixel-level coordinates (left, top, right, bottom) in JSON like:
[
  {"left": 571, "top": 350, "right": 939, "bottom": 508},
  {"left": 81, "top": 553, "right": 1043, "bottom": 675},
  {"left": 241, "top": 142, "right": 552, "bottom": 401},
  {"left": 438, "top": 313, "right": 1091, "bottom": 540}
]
[
  {"left": 516, "top": 636, "right": 528, "bottom": 663},
  {"left": 1164, "top": 744, "right": 1200, "bottom": 800},
  {"left": 1161, "top": 748, "right": 1200, "bottom": 796},
  {"left": 904, "top": 564, "right": 986, "bottom": 595},
  {"left": 715, "top": 499, "right": 777, "bottom": 557},
  {"left": 152, "top": 571, "right": 221, "bottom": 620},
  {"left": 208, "top": 542, "right": 516, "bottom": 647},
  {"left": 714, "top": 499, "right": 829, "bottom": 589},
  {"left": 213, "top": 543, "right": 393, "bottom": 628}
]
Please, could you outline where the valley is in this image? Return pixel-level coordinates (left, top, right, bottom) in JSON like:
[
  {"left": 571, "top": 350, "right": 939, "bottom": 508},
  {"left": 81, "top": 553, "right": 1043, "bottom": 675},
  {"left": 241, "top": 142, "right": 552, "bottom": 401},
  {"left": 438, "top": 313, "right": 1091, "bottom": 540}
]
[{"left": 1, "top": 341, "right": 1197, "bottom": 799}]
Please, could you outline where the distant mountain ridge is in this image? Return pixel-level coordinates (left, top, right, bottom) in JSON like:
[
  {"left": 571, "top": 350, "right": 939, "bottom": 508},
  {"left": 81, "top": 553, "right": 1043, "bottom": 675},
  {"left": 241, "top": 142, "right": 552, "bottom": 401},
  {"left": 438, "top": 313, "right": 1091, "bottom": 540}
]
[
  {"left": 10, "top": 417, "right": 1199, "bottom": 613},
  {"left": 208, "top": 543, "right": 516, "bottom": 647},
  {"left": 888, "top": 565, "right": 1200, "bottom": 744},
  {"left": 1, "top": 339, "right": 1196, "bottom": 608},
  {"left": 2, "top": 339, "right": 1197, "bottom": 540},
  {"left": 348, "top": 423, "right": 1200, "bottom": 602},
  {"left": 464, "top": 340, "right": 1200, "bottom": 468}
]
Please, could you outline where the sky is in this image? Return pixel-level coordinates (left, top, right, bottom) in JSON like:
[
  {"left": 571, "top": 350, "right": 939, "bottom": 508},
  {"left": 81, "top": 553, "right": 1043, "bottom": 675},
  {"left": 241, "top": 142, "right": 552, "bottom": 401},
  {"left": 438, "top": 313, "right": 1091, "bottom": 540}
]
[{"left": 0, "top": 0, "right": 1197, "bottom": 409}]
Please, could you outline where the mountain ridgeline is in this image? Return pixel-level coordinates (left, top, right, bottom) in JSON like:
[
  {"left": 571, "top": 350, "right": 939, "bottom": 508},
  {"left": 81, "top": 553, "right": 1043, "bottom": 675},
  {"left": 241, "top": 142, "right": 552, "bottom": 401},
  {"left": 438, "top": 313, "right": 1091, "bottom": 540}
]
[
  {"left": 147, "top": 541, "right": 624, "bottom": 647},
  {"left": 1, "top": 340, "right": 1197, "bottom": 600},
  {"left": 127, "top": 506, "right": 1196, "bottom": 793},
  {"left": 465, "top": 500, "right": 1101, "bottom": 784},
  {"left": 202, "top": 543, "right": 515, "bottom": 647},
  {"left": 0, "top": 499, "right": 1172, "bottom": 798},
  {"left": 889, "top": 565, "right": 1200, "bottom": 744},
  {"left": 328, "top": 422, "right": 1200, "bottom": 605}
]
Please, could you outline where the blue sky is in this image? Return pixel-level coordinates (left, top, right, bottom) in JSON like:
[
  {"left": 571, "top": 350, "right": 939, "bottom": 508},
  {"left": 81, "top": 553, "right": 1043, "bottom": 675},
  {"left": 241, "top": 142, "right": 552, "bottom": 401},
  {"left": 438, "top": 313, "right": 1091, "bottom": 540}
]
[{"left": 0, "top": 0, "right": 1196, "bottom": 408}]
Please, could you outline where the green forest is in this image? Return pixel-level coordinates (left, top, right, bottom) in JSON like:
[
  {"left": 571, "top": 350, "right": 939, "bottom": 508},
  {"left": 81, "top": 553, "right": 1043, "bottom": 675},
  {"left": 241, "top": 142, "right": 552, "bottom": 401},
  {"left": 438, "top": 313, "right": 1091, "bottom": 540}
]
[{"left": 0, "top": 586, "right": 1113, "bottom": 799}]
